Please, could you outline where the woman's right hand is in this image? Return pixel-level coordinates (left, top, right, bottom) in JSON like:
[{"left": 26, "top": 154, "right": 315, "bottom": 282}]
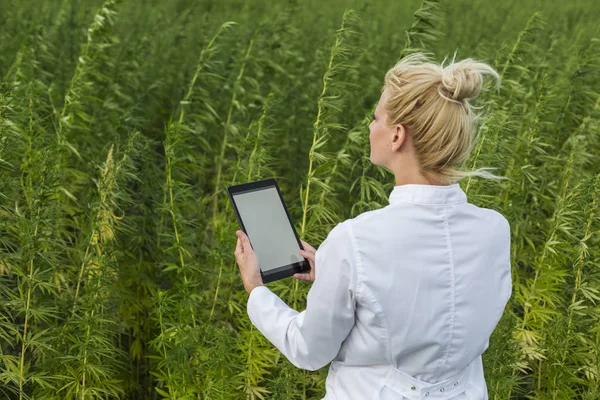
[{"left": 294, "top": 240, "right": 316, "bottom": 282}]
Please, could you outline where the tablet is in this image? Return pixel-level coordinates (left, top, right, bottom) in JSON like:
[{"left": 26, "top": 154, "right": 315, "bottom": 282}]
[{"left": 227, "top": 178, "right": 310, "bottom": 283}]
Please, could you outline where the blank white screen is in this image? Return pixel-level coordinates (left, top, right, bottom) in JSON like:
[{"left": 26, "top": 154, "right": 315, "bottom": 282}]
[{"left": 233, "top": 187, "right": 303, "bottom": 272}]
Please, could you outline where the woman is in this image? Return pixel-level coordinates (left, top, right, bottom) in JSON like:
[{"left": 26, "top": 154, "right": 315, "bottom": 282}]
[{"left": 234, "top": 52, "right": 512, "bottom": 399}]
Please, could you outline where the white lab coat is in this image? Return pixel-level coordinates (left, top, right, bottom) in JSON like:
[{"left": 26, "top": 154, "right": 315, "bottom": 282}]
[{"left": 247, "top": 183, "right": 512, "bottom": 399}]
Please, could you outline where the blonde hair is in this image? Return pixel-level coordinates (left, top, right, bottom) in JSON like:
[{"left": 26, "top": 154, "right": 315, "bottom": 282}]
[{"left": 382, "top": 52, "right": 505, "bottom": 185}]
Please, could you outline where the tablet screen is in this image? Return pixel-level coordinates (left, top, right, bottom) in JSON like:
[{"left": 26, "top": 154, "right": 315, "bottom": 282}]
[{"left": 232, "top": 186, "right": 304, "bottom": 272}]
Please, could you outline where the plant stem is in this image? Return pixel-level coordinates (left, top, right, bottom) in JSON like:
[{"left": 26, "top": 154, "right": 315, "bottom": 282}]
[
  {"left": 18, "top": 223, "right": 38, "bottom": 400},
  {"left": 211, "top": 33, "right": 257, "bottom": 234}
]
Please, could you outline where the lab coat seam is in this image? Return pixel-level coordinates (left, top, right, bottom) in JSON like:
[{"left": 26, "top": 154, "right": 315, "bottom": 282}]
[
  {"left": 363, "top": 283, "right": 392, "bottom": 365},
  {"left": 346, "top": 221, "right": 390, "bottom": 363},
  {"left": 440, "top": 204, "right": 457, "bottom": 376},
  {"left": 345, "top": 221, "right": 360, "bottom": 306}
]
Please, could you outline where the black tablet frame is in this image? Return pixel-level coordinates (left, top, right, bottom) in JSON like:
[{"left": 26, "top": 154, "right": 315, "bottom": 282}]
[{"left": 227, "top": 178, "right": 311, "bottom": 283}]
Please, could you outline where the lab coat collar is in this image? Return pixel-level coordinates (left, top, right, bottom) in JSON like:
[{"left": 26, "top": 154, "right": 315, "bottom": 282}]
[{"left": 389, "top": 183, "right": 467, "bottom": 205}]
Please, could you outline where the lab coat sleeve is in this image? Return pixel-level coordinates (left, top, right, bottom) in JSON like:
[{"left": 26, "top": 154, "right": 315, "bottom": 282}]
[{"left": 246, "top": 221, "right": 357, "bottom": 371}]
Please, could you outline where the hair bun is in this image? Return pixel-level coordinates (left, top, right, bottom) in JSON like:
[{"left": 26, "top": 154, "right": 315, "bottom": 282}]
[{"left": 440, "top": 59, "right": 495, "bottom": 102}]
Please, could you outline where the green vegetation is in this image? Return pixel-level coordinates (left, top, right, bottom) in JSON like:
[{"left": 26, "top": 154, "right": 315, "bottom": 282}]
[{"left": 0, "top": 0, "right": 598, "bottom": 398}]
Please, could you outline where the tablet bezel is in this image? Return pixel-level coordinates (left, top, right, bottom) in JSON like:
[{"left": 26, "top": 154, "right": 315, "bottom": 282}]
[{"left": 227, "top": 178, "right": 311, "bottom": 283}]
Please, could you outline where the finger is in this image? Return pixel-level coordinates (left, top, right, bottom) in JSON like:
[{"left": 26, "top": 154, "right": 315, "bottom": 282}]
[
  {"left": 299, "top": 246, "right": 314, "bottom": 256},
  {"left": 299, "top": 249, "right": 315, "bottom": 261},
  {"left": 293, "top": 273, "right": 311, "bottom": 281},
  {"left": 300, "top": 240, "right": 316, "bottom": 253}
]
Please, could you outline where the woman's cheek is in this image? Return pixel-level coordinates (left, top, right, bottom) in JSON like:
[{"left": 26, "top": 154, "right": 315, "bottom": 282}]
[{"left": 369, "top": 123, "right": 376, "bottom": 140}]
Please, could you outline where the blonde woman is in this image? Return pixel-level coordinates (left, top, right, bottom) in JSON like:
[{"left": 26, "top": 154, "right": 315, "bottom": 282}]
[{"left": 235, "top": 53, "right": 511, "bottom": 399}]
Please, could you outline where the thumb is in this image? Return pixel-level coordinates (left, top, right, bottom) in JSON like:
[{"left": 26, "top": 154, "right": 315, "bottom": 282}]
[
  {"left": 235, "top": 237, "right": 243, "bottom": 255},
  {"left": 237, "top": 230, "right": 250, "bottom": 249}
]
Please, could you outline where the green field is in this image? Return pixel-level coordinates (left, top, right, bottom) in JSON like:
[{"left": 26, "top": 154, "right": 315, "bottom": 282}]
[{"left": 1, "top": 0, "right": 599, "bottom": 398}]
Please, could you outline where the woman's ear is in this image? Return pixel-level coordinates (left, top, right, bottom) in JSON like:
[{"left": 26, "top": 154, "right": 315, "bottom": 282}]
[{"left": 391, "top": 124, "right": 406, "bottom": 152}]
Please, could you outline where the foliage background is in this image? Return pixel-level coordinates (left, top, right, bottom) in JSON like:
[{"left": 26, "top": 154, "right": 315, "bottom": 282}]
[{"left": 1, "top": 0, "right": 599, "bottom": 398}]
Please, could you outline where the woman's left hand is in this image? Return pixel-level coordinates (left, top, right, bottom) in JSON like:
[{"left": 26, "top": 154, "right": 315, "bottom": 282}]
[{"left": 234, "top": 230, "right": 264, "bottom": 294}]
